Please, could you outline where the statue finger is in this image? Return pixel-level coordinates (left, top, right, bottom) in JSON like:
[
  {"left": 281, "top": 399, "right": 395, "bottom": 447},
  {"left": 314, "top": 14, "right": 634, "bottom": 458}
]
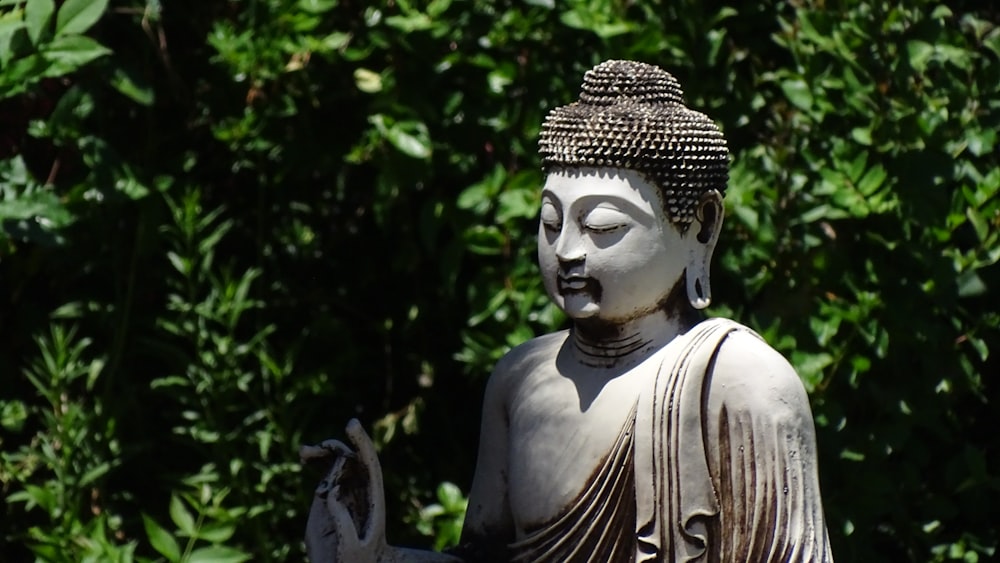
[
  {"left": 300, "top": 440, "right": 353, "bottom": 464},
  {"left": 344, "top": 419, "right": 387, "bottom": 546},
  {"left": 304, "top": 490, "right": 341, "bottom": 561},
  {"left": 326, "top": 492, "right": 360, "bottom": 541}
]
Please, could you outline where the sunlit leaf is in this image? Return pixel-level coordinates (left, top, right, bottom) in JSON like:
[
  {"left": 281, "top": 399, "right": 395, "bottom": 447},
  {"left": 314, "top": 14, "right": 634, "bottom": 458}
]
[
  {"left": 196, "top": 522, "right": 237, "bottom": 543},
  {"left": 55, "top": 0, "right": 109, "bottom": 36},
  {"left": 385, "top": 120, "right": 432, "bottom": 159},
  {"left": 41, "top": 35, "right": 111, "bottom": 71},
  {"left": 906, "top": 40, "right": 934, "bottom": 72},
  {"left": 143, "top": 514, "right": 181, "bottom": 561},
  {"left": 353, "top": 67, "right": 382, "bottom": 93},
  {"left": 856, "top": 165, "right": 887, "bottom": 196},
  {"left": 169, "top": 495, "right": 196, "bottom": 536},
  {"left": 24, "top": 0, "right": 54, "bottom": 45},
  {"left": 298, "top": 0, "right": 337, "bottom": 14},
  {"left": 780, "top": 77, "right": 813, "bottom": 111}
]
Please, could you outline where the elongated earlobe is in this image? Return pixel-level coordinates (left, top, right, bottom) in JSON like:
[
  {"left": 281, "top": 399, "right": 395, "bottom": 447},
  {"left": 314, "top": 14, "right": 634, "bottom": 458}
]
[
  {"left": 687, "top": 191, "right": 723, "bottom": 310},
  {"left": 687, "top": 264, "right": 712, "bottom": 309}
]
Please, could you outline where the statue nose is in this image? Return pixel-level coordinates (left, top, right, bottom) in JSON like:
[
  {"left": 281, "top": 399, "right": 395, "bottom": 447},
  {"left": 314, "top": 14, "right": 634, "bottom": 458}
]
[
  {"left": 554, "top": 227, "right": 586, "bottom": 264},
  {"left": 557, "top": 255, "right": 586, "bottom": 275}
]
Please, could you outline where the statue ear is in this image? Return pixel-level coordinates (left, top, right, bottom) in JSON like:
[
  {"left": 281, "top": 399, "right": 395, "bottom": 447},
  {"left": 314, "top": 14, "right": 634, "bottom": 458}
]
[{"left": 686, "top": 191, "right": 724, "bottom": 310}]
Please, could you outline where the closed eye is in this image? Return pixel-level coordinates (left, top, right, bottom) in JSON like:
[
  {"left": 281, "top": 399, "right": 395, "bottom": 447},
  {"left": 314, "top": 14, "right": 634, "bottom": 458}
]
[
  {"left": 582, "top": 206, "right": 630, "bottom": 233},
  {"left": 540, "top": 201, "right": 562, "bottom": 232},
  {"left": 585, "top": 222, "right": 625, "bottom": 233}
]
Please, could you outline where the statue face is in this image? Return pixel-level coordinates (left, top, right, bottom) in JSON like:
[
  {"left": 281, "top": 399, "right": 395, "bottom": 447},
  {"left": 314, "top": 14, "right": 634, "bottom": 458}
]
[{"left": 538, "top": 167, "right": 691, "bottom": 326}]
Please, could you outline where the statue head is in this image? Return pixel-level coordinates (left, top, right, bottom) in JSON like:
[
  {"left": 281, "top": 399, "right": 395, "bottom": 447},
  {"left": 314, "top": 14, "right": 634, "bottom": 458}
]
[{"left": 537, "top": 60, "right": 728, "bottom": 327}]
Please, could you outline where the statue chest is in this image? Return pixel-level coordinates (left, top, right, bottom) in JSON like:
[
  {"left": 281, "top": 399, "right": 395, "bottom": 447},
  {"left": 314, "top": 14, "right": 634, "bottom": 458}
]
[{"left": 505, "top": 365, "right": 648, "bottom": 534}]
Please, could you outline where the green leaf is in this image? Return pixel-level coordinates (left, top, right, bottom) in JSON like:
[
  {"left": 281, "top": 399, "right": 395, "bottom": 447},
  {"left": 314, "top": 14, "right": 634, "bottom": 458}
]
[
  {"left": 457, "top": 183, "right": 490, "bottom": 212},
  {"left": 957, "top": 270, "right": 987, "bottom": 298},
  {"left": 42, "top": 35, "right": 111, "bottom": 71},
  {"left": 496, "top": 188, "right": 537, "bottom": 223},
  {"left": 436, "top": 481, "right": 466, "bottom": 512},
  {"left": 353, "top": 67, "right": 382, "bottom": 93},
  {"left": 850, "top": 127, "right": 872, "bottom": 146},
  {"left": 592, "top": 22, "right": 631, "bottom": 38},
  {"left": 856, "top": 165, "right": 887, "bottom": 196},
  {"left": 487, "top": 69, "right": 512, "bottom": 95},
  {"left": 187, "top": 546, "right": 252, "bottom": 563},
  {"left": 0, "top": 190, "right": 69, "bottom": 223},
  {"left": 25, "top": 0, "right": 54, "bottom": 45},
  {"left": 8, "top": 484, "right": 57, "bottom": 512},
  {"left": 385, "top": 120, "right": 432, "bottom": 159},
  {"left": 143, "top": 514, "right": 181, "bottom": 562},
  {"left": 195, "top": 522, "right": 236, "bottom": 543},
  {"left": 931, "top": 5, "right": 952, "bottom": 18},
  {"left": 810, "top": 315, "right": 841, "bottom": 347},
  {"left": 115, "top": 176, "right": 151, "bottom": 199},
  {"left": 0, "top": 399, "right": 28, "bottom": 432},
  {"left": 109, "top": 64, "right": 154, "bottom": 106},
  {"left": 320, "top": 31, "right": 350, "bottom": 52},
  {"left": 0, "top": 19, "right": 26, "bottom": 67},
  {"left": 0, "top": 54, "right": 49, "bottom": 101},
  {"left": 55, "top": 0, "right": 108, "bottom": 36},
  {"left": 79, "top": 461, "right": 111, "bottom": 487},
  {"left": 169, "top": 495, "right": 196, "bottom": 536},
  {"left": 983, "top": 27, "right": 1000, "bottom": 59},
  {"left": 468, "top": 287, "right": 508, "bottom": 326},
  {"left": 791, "top": 351, "right": 833, "bottom": 391},
  {"left": 844, "top": 151, "right": 867, "bottom": 183},
  {"left": 385, "top": 13, "right": 433, "bottom": 33},
  {"left": 796, "top": 204, "right": 842, "bottom": 224},
  {"left": 427, "top": 0, "right": 452, "bottom": 18},
  {"left": 840, "top": 449, "right": 865, "bottom": 462},
  {"left": 967, "top": 128, "right": 996, "bottom": 157},
  {"left": 464, "top": 225, "right": 505, "bottom": 255},
  {"left": 780, "top": 78, "right": 813, "bottom": 112},
  {"left": 966, "top": 207, "right": 989, "bottom": 242},
  {"left": 559, "top": 10, "right": 589, "bottom": 30},
  {"left": 298, "top": 0, "right": 337, "bottom": 13},
  {"left": 906, "top": 40, "right": 934, "bottom": 72}
]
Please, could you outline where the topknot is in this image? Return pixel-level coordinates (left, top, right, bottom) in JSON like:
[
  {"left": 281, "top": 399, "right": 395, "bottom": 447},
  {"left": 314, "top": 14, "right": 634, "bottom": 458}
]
[{"left": 538, "top": 60, "right": 729, "bottom": 226}]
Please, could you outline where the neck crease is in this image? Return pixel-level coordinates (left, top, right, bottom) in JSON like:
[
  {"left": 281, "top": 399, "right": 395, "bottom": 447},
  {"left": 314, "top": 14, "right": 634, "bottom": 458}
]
[{"left": 571, "top": 312, "right": 686, "bottom": 369}]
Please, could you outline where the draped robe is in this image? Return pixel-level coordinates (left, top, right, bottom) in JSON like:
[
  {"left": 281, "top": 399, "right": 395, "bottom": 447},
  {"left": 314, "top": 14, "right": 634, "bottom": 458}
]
[{"left": 507, "top": 318, "right": 833, "bottom": 562}]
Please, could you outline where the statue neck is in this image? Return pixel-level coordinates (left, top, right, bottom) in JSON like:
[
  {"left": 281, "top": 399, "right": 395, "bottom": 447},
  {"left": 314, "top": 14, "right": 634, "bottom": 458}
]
[{"left": 571, "top": 311, "right": 688, "bottom": 369}]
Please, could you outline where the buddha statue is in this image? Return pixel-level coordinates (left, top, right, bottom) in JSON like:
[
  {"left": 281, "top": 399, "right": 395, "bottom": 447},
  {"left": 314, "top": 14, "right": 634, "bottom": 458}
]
[{"left": 302, "top": 60, "right": 834, "bottom": 563}]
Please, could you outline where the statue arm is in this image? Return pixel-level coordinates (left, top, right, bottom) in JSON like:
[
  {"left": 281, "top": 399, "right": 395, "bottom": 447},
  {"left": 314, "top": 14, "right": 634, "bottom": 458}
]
[
  {"left": 706, "top": 331, "right": 834, "bottom": 562},
  {"left": 458, "top": 357, "right": 516, "bottom": 558}
]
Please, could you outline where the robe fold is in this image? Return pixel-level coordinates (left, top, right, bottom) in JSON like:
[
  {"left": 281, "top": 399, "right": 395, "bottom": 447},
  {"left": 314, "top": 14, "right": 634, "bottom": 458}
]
[
  {"left": 634, "top": 317, "right": 833, "bottom": 562},
  {"left": 508, "top": 318, "right": 833, "bottom": 562},
  {"left": 508, "top": 403, "right": 638, "bottom": 563}
]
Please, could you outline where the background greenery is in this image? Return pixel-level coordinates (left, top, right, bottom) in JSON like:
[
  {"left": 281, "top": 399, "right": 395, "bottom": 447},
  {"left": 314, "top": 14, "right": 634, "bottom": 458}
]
[{"left": 1, "top": 0, "right": 998, "bottom": 561}]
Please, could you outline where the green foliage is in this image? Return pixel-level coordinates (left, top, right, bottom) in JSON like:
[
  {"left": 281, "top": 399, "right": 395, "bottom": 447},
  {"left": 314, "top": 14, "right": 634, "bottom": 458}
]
[
  {"left": 412, "top": 481, "right": 468, "bottom": 551},
  {"left": 2, "top": 324, "right": 133, "bottom": 561},
  {"left": 1, "top": 0, "right": 997, "bottom": 561},
  {"left": 141, "top": 484, "right": 251, "bottom": 563},
  {"left": 0, "top": 0, "right": 112, "bottom": 99}
]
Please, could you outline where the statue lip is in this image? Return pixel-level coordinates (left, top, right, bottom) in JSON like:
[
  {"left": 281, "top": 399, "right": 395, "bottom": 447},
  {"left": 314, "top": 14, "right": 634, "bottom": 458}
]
[{"left": 557, "top": 274, "right": 595, "bottom": 294}]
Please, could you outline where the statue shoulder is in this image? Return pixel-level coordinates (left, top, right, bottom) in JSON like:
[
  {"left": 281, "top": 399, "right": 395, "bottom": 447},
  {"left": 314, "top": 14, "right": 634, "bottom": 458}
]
[
  {"left": 706, "top": 323, "right": 812, "bottom": 421},
  {"left": 485, "top": 330, "right": 568, "bottom": 400}
]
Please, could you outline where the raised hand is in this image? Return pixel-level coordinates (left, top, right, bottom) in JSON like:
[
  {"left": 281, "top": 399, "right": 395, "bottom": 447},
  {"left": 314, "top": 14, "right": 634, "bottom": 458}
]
[{"left": 302, "top": 419, "right": 388, "bottom": 563}]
